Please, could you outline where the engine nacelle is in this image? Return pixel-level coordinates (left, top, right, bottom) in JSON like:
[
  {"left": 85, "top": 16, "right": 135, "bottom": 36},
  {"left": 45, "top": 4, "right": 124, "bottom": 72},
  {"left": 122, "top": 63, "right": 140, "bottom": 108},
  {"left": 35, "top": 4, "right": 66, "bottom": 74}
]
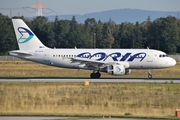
[
  {"left": 107, "top": 64, "right": 125, "bottom": 76},
  {"left": 125, "top": 69, "right": 131, "bottom": 75}
]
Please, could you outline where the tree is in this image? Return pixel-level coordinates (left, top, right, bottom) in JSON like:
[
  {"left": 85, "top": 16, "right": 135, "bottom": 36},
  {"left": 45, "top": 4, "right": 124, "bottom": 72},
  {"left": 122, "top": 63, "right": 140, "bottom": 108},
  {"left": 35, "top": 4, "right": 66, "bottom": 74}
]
[
  {"left": 30, "top": 16, "right": 55, "bottom": 48},
  {"left": 66, "top": 16, "right": 82, "bottom": 48},
  {"left": 53, "top": 16, "right": 70, "bottom": 48},
  {"left": 0, "top": 13, "right": 180, "bottom": 55},
  {"left": 117, "top": 22, "right": 134, "bottom": 48},
  {"left": 147, "top": 16, "right": 180, "bottom": 54},
  {"left": 99, "top": 20, "right": 115, "bottom": 48},
  {"left": 133, "top": 22, "right": 143, "bottom": 48},
  {"left": 95, "top": 20, "right": 103, "bottom": 48},
  {"left": 84, "top": 18, "right": 97, "bottom": 48},
  {"left": 0, "top": 14, "right": 17, "bottom": 55}
]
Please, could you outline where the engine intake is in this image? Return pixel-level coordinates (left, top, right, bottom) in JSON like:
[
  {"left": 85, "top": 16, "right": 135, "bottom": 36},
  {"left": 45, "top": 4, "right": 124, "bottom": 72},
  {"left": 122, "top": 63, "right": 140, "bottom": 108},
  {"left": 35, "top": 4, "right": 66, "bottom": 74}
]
[{"left": 107, "top": 64, "right": 125, "bottom": 75}]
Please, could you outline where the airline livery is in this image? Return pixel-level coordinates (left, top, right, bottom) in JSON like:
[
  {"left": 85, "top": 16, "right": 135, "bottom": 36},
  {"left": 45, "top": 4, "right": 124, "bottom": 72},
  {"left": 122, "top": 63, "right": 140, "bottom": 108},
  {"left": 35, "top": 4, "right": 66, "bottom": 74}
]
[{"left": 9, "top": 19, "right": 176, "bottom": 78}]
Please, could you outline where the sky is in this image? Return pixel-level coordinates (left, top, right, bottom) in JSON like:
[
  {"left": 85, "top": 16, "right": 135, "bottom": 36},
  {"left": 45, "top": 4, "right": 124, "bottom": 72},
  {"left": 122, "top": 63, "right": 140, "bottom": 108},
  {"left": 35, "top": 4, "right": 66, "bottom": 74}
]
[{"left": 0, "top": 0, "right": 180, "bottom": 17}]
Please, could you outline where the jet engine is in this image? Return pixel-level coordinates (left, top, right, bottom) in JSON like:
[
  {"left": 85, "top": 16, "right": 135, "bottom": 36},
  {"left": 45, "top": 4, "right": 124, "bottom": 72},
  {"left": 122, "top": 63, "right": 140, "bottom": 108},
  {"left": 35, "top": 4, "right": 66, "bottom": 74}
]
[{"left": 107, "top": 64, "right": 125, "bottom": 75}]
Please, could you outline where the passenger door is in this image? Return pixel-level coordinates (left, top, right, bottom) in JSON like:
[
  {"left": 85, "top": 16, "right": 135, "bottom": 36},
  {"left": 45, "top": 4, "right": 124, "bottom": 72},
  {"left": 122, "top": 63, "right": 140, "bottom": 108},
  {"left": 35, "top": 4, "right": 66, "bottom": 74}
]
[{"left": 147, "top": 51, "right": 153, "bottom": 62}]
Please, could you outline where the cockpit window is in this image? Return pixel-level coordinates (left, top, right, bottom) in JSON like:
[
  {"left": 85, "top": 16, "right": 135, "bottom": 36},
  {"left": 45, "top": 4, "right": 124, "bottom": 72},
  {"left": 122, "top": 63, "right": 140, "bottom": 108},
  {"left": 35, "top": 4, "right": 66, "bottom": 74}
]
[{"left": 159, "top": 54, "right": 168, "bottom": 58}]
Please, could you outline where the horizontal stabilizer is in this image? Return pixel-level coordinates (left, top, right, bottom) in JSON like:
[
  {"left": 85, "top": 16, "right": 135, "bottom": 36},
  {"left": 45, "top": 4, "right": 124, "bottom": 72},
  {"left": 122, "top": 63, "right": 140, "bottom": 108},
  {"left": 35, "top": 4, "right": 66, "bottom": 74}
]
[{"left": 9, "top": 50, "right": 34, "bottom": 56}]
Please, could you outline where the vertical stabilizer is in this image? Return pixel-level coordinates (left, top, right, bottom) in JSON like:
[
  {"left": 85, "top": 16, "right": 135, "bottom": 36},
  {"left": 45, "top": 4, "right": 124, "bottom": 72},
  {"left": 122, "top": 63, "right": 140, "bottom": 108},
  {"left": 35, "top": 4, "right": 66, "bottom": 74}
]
[{"left": 12, "top": 19, "right": 48, "bottom": 50}]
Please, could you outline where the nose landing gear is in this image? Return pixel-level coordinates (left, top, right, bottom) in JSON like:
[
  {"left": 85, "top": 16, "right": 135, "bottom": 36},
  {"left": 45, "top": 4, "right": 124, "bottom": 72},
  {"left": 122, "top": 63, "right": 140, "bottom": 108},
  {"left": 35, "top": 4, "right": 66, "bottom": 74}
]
[{"left": 148, "top": 68, "right": 152, "bottom": 79}]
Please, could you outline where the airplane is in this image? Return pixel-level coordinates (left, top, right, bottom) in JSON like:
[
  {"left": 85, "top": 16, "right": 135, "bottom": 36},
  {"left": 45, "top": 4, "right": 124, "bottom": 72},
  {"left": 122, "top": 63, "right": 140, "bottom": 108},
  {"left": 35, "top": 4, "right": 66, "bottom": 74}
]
[{"left": 9, "top": 19, "right": 176, "bottom": 79}]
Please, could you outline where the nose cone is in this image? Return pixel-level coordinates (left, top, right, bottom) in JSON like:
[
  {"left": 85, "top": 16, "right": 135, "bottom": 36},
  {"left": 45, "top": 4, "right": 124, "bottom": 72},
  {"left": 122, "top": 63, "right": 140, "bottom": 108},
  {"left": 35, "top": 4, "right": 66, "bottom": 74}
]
[{"left": 171, "top": 58, "right": 176, "bottom": 66}]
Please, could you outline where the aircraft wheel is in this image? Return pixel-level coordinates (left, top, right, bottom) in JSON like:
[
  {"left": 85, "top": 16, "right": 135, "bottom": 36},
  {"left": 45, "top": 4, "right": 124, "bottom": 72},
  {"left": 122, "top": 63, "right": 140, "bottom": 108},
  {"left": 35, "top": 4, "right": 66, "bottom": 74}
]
[
  {"left": 90, "top": 73, "right": 96, "bottom": 78},
  {"left": 148, "top": 74, "right": 152, "bottom": 79},
  {"left": 96, "top": 72, "right": 101, "bottom": 78},
  {"left": 148, "top": 68, "right": 152, "bottom": 79},
  {"left": 90, "top": 72, "right": 101, "bottom": 78}
]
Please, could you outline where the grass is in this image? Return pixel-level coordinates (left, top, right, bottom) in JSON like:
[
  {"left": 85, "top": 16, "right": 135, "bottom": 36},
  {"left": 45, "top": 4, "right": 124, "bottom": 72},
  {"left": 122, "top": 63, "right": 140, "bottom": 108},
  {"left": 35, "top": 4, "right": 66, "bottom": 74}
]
[
  {"left": 0, "top": 82, "right": 180, "bottom": 118},
  {"left": 0, "top": 60, "right": 179, "bottom": 78},
  {"left": 0, "top": 60, "right": 180, "bottom": 118}
]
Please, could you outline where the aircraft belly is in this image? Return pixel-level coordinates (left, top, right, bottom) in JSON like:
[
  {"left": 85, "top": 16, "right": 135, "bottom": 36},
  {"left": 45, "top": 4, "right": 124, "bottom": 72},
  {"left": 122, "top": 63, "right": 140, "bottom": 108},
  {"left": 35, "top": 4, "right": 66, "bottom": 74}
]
[
  {"left": 128, "top": 61, "right": 140, "bottom": 69},
  {"left": 129, "top": 61, "right": 155, "bottom": 69},
  {"left": 50, "top": 58, "right": 77, "bottom": 68}
]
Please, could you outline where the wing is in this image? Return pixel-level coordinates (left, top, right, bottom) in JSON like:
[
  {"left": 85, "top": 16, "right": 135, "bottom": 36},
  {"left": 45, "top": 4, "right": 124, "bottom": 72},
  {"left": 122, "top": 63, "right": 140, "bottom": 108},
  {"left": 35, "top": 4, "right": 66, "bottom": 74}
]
[
  {"left": 71, "top": 57, "right": 113, "bottom": 69},
  {"left": 71, "top": 57, "right": 130, "bottom": 70}
]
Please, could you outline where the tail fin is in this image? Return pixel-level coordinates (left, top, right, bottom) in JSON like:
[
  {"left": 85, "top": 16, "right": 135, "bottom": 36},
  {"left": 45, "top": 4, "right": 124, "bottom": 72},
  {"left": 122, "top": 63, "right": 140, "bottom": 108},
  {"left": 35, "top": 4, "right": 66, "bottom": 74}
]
[{"left": 12, "top": 19, "right": 48, "bottom": 50}]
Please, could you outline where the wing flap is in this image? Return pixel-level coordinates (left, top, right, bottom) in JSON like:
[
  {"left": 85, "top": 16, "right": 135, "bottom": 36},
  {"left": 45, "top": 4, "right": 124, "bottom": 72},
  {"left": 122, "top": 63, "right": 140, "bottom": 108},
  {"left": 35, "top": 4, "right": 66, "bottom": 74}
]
[
  {"left": 72, "top": 57, "right": 106, "bottom": 68},
  {"left": 72, "top": 57, "right": 130, "bottom": 69}
]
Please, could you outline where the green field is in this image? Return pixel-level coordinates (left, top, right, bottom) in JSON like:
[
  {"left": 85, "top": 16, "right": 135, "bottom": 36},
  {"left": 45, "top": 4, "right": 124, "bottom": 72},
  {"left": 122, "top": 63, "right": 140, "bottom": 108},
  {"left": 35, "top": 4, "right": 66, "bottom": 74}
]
[{"left": 0, "top": 60, "right": 180, "bottom": 119}]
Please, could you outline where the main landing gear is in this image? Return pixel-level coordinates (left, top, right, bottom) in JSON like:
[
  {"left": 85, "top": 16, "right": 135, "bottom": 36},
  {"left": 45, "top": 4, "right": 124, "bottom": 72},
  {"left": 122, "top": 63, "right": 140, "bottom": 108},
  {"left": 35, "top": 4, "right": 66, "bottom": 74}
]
[
  {"left": 148, "top": 68, "right": 152, "bottom": 79},
  {"left": 90, "top": 71, "right": 101, "bottom": 78}
]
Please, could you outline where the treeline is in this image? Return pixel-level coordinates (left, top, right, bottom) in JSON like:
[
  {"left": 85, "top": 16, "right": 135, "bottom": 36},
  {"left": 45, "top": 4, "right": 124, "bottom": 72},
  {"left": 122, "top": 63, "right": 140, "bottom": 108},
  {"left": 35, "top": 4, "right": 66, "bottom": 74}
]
[{"left": 0, "top": 13, "right": 180, "bottom": 55}]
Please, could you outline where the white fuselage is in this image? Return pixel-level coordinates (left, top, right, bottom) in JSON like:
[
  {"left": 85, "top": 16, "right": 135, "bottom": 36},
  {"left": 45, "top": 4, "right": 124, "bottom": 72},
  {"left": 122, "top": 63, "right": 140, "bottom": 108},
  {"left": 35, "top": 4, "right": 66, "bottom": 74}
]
[{"left": 9, "top": 48, "right": 176, "bottom": 70}]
